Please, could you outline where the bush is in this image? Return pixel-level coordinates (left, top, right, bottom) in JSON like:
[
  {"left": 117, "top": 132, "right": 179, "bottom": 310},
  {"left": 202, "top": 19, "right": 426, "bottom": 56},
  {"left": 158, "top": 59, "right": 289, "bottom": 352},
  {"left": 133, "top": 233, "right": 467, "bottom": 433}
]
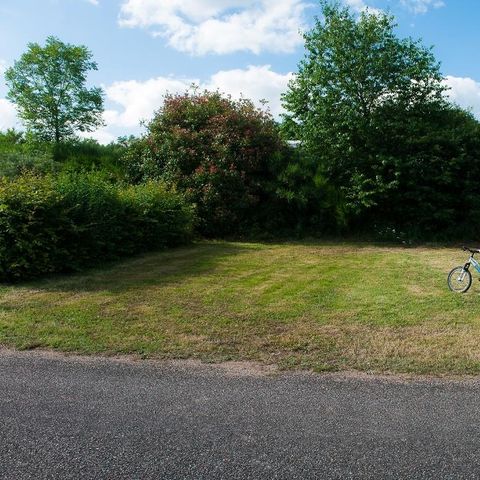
[
  {"left": 0, "top": 129, "right": 57, "bottom": 178},
  {"left": 0, "top": 175, "right": 66, "bottom": 279},
  {"left": 0, "top": 151, "right": 58, "bottom": 178},
  {"left": 121, "top": 90, "right": 288, "bottom": 237},
  {"left": 0, "top": 130, "right": 130, "bottom": 180},
  {"left": 367, "top": 105, "right": 480, "bottom": 241},
  {"left": 119, "top": 182, "right": 195, "bottom": 249},
  {"left": 53, "top": 138, "right": 129, "bottom": 179},
  {"left": 0, "top": 173, "right": 195, "bottom": 281}
]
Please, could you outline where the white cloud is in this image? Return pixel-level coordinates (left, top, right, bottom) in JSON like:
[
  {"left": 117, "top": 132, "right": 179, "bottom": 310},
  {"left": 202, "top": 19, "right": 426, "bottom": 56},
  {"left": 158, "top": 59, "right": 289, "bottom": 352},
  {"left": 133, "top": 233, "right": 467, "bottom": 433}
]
[
  {"left": 344, "top": 0, "right": 368, "bottom": 12},
  {"left": 0, "top": 59, "right": 18, "bottom": 131},
  {"left": 104, "top": 76, "right": 199, "bottom": 128},
  {"left": 118, "top": 0, "right": 307, "bottom": 55},
  {"left": 0, "top": 59, "right": 7, "bottom": 77},
  {"left": 207, "top": 65, "right": 293, "bottom": 118},
  {"left": 343, "top": 0, "right": 444, "bottom": 14},
  {"left": 79, "top": 129, "right": 116, "bottom": 144},
  {"left": 399, "top": 0, "right": 445, "bottom": 14},
  {"left": 344, "top": 0, "right": 382, "bottom": 14},
  {"left": 0, "top": 99, "right": 18, "bottom": 131},
  {"left": 444, "top": 76, "right": 480, "bottom": 118},
  {"left": 86, "top": 0, "right": 99, "bottom": 5}
]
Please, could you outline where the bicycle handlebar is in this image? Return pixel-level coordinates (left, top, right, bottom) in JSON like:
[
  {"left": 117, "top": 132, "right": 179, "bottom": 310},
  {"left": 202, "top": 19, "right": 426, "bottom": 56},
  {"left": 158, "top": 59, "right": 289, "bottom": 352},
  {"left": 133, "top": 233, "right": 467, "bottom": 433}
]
[{"left": 463, "top": 246, "right": 480, "bottom": 254}]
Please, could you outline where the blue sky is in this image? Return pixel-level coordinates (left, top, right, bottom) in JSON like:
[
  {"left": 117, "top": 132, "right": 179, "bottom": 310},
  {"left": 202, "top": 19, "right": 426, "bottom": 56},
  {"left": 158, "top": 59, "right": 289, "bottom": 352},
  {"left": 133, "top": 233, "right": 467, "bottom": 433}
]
[{"left": 0, "top": 0, "right": 479, "bottom": 143}]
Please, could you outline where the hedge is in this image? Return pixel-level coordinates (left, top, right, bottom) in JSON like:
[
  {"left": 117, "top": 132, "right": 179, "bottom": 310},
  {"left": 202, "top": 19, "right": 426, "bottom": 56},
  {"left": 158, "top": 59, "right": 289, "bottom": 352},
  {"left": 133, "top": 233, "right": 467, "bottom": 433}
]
[{"left": 0, "top": 173, "right": 195, "bottom": 281}]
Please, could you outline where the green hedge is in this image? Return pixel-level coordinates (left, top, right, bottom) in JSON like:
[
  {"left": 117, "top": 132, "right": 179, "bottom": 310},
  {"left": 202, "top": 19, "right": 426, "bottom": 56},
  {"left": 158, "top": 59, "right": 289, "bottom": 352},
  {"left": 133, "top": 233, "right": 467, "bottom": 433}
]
[{"left": 0, "top": 173, "right": 195, "bottom": 281}]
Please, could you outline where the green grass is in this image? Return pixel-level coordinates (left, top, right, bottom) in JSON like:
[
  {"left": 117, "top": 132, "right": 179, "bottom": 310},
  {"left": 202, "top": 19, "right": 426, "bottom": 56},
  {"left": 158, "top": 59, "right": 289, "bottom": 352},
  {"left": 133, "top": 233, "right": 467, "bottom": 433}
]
[{"left": 1, "top": 241, "right": 480, "bottom": 375}]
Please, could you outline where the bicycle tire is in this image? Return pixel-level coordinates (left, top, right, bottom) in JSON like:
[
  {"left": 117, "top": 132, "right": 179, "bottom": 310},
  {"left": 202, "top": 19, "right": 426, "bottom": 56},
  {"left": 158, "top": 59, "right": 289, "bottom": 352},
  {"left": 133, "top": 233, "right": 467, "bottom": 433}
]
[{"left": 447, "top": 266, "right": 472, "bottom": 293}]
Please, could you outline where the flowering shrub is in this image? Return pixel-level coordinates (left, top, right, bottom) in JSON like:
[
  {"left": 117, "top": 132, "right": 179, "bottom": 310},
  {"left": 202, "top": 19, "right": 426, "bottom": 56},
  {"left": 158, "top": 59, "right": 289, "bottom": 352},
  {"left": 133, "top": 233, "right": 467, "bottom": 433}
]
[{"left": 122, "top": 90, "right": 286, "bottom": 236}]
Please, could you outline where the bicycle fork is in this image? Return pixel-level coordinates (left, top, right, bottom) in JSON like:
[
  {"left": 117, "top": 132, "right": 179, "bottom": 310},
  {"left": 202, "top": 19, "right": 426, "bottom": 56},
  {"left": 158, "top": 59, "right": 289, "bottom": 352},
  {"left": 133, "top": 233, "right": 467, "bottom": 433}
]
[{"left": 462, "top": 256, "right": 480, "bottom": 280}]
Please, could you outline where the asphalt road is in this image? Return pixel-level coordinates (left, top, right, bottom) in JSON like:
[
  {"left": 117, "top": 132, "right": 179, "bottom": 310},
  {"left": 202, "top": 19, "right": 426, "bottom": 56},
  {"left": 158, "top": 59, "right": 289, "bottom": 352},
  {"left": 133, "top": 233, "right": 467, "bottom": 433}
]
[{"left": 2, "top": 351, "right": 480, "bottom": 479}]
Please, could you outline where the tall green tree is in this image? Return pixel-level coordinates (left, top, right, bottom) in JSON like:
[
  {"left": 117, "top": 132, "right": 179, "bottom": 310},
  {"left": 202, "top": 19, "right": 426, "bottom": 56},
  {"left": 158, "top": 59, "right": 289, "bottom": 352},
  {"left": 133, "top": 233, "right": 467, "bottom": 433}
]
[
  {"left": 5, "top": 36, "right": 104, "bottom": 144},
  {"left": 282, "top": 1, "right": 447, "bottom": 221}
]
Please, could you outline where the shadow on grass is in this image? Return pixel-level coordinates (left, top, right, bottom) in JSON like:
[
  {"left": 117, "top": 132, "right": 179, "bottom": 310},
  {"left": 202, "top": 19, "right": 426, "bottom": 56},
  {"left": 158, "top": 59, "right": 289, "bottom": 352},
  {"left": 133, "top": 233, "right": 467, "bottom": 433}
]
[
  {"left": 10, "top": 238, "right": 460, "bottom": 296},
  {"left": 23, "top": 241, "right": 255, "bottom": 294}
]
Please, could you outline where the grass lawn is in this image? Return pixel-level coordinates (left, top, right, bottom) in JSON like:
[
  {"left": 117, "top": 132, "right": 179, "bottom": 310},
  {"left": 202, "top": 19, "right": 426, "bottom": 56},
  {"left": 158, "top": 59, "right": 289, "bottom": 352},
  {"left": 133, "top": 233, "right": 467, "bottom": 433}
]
[{"left": 1, "top": 241, "right": 480, "bottom": 375}]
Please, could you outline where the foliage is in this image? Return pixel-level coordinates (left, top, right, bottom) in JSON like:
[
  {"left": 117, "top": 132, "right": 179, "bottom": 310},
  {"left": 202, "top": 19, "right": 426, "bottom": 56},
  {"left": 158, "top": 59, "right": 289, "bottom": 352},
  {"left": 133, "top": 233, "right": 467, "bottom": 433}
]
[
  {"left": 0, "top": 174, "right": 64, "bottom": 279},
  {"left": 0, "top": 173, "right": 194, "bottom": 281},
  {"left": 282, "top": 1, "right": 448, "bottom": 227},
  {"left": 1, "top": 19, "right": 477, "bottom": 243},
  {"left": 53, "top": 137, "right": 128, "bottom": 179},
  {"left": 0, "top": 129, "right": 128, "bottom": 179},
  {"left": 122, "top": 90, "right": 292, "bottom": 236},
  {"left": 5, "top": 36, "right": 104, "bottom": 144},
  {"left": 0, "top": 129, "right": 57, "bottom": 177},
  {"left": 270, "top": 145, "right": 343, "bottom": 235},
  {"left": 368, "top": 104, "right": 480, "bottom": 240}
]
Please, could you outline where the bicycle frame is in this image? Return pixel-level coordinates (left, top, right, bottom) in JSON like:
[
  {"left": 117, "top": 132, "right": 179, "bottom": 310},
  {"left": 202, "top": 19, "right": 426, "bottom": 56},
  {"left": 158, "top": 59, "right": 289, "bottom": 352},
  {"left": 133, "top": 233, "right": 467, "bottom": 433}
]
[{"left": 465, "top": 255, "right": 480, "bottom": 273}]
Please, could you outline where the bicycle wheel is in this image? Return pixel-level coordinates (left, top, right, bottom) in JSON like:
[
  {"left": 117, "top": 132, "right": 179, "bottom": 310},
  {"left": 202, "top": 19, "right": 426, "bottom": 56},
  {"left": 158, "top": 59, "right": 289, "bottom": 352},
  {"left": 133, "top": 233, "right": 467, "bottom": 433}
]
[{"left": 447, "top": 266, "right": 472, "bottom": 293}]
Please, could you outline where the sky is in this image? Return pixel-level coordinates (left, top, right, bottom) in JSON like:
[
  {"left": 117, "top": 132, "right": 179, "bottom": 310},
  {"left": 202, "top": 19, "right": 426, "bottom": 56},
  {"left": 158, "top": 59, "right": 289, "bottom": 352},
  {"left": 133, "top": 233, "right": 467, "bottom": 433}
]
[{"left": 0, "top": 0, "right": 479, "bottom": 143}]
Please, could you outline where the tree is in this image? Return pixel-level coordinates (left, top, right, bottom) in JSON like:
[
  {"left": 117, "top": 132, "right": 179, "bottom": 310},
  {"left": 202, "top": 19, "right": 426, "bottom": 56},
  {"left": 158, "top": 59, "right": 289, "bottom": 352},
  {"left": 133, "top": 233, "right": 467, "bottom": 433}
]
[
  {"left": 122, "top": 90, "right": 288, "bottom": 236},
  {"left": 5, "top": 36, "right": 104, "bottom": 144},
  {"left": 282, "top": 1, "right": 448, "bottom": 224},
  {"left": 369, "top": 103, "right": 480, "bottom": 240}
]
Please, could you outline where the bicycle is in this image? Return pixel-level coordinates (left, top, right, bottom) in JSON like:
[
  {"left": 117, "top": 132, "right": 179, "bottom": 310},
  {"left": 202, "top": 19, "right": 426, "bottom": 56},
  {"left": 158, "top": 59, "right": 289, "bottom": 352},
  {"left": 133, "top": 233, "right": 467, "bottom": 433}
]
[{"left": 447, "top": 246, "right": 480, "bottom": 293}]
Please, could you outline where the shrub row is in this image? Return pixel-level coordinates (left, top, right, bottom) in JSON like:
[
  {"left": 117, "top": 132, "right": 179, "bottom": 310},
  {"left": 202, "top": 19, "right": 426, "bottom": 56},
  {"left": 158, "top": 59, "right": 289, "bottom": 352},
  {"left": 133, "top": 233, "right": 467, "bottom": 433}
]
[{"left": 0, "top": 173, "right": 195, "bottom": 281}]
